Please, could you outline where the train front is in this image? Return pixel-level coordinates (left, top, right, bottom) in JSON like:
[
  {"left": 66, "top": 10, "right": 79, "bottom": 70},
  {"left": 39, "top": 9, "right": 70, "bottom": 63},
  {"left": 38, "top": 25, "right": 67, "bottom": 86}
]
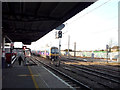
[{"left": 50, "top": 47, "right": 59, "bottom": 60}]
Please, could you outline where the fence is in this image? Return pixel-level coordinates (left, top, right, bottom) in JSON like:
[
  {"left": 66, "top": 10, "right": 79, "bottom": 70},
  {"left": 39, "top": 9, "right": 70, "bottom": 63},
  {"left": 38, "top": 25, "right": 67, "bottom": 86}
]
[{"left": 61, "top": 51, "right": 119, "bottom": 60}]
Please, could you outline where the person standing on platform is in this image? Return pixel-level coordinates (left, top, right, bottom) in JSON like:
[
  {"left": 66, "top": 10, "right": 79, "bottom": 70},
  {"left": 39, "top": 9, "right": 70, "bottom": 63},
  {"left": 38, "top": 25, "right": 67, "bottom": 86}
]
[
  {"left": 18, "top": 56, "right": 23, "bottom": 65},
  {"left": 17, "top": 51, "right": 24, "bottom": 65}
]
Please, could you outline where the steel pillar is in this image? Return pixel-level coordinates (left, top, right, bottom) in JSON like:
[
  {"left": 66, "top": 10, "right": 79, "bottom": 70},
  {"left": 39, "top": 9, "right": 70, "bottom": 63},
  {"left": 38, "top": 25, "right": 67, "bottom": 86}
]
[
  {"left": 0, "top": 2, "right": 2, "bottom": 89},
  {"left": 2, "top": 37, "right": 6, "bottom": 68}
]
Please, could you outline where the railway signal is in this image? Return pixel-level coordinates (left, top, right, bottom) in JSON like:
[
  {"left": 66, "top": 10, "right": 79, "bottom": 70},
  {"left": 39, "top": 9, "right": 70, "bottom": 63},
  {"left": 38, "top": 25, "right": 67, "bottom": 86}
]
[
  {"left": 58, "top": 30, "right": 62, "bottom": 38},
  {"left": 55, "top": 24, "right": 65, "bottom": 66},
  {"left": 23, "top": 46, "right": 27, "bottom": 50}
]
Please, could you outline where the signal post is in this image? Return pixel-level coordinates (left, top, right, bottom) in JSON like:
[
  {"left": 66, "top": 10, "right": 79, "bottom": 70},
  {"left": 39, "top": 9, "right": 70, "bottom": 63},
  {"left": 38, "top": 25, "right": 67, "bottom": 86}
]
[{"left": 55, "top": 24, "right": 65, "bottom": 66}]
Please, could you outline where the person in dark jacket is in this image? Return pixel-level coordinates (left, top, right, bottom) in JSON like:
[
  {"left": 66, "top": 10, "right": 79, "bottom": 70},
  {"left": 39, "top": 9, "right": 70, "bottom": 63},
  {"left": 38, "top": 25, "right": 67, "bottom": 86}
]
[{"left": 18, "top": 56, "right": 23, "bottom": 65}]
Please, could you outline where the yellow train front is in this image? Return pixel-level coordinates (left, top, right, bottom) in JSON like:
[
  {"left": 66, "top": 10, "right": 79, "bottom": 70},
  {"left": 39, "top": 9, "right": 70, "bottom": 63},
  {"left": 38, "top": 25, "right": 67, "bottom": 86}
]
[
  {"left": 40, "top": 47, "right": 59, "bottom": 60},
  {"left": 49, "top": 47, "right": 59, "bottom": 60}
]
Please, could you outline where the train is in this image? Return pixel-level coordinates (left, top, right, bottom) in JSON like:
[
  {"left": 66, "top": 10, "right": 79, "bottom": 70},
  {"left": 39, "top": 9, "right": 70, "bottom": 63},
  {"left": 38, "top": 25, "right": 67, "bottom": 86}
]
[{"left": 32, "top": 47, "right": 59, "bottom": 60}]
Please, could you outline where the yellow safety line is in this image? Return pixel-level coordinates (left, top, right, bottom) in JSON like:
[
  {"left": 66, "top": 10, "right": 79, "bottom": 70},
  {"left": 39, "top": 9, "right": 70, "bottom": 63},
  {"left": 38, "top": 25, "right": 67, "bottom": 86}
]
[
  {"left": 28, "top": 66, "right": 39, "bottom": 90},
  {"left": 18, "top": 74, "right": 39, "bottom": 77}
]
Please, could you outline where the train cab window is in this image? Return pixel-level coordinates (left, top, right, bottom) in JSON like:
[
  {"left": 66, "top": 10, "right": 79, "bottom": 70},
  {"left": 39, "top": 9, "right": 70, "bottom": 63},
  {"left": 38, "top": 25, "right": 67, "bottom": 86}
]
[
  {"left": 55, "top": 49, "right": 59, "bottom": 54},
  {"left": 51, "top": 49, "right": 55, "bottom": 53},
  {"left": 51, "top": 48, "right": 58, "bottom": 54}
]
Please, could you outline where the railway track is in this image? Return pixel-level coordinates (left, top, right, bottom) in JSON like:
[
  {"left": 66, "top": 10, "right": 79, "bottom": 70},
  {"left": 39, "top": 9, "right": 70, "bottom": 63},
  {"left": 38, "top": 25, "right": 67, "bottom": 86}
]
[
  {"left": 30, "top": 56, "right": 92, "bottom": 89},
  {"left": 70, "top": 64, "right": 120, "bottom": 82},
  {"left": 86, "top": 65, "right": 120, "bottom": 73},
  {"left": 61, "top": 64, "right": 120, "bottom": 88},
  {"left": 61, "top": 58, "right": 120, "bottom": 79},
  {"left": 60, "top": 58, "right": 120, "bottom": 88},
  {"left": 61, "top": 58, "right": 120, "bottom": 73},
  {"left": 30, "top": 56, "right": 120, "bottom": 89},
  {"left": 61, "top": 66, "right": 112, "bottom": 89}
]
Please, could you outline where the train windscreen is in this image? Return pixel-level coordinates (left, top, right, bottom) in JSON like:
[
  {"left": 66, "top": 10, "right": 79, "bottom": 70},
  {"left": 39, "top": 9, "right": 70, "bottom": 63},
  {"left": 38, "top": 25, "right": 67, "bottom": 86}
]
[{"left": 51, "top": 48, "right": 58, "bottom": 54}]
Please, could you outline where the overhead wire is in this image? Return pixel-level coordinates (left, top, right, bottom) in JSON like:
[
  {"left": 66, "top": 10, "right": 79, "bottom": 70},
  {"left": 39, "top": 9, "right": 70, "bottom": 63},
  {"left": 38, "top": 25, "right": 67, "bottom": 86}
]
[
  {"left": 50, "top": 0, "right": 113, "bottom": 37},
  {"left": 62, "top": 0, "right": 118, "bottom": 36},
  {"left": 66, "top": 0, "right": 112, "bottom": 25}
]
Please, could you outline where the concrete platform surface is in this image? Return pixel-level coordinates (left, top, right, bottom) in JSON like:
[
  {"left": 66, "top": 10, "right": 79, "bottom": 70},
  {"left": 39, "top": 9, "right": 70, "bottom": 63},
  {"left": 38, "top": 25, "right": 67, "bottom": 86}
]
[{"left": 2, "top": 59, "right": 72, "bottom": 89}]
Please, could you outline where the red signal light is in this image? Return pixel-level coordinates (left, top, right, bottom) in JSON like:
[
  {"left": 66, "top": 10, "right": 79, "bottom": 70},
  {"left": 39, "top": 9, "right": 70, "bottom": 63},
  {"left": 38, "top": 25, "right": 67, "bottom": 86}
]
[{"left": 23, "top": 46, "right": 27, "bottom": 50}]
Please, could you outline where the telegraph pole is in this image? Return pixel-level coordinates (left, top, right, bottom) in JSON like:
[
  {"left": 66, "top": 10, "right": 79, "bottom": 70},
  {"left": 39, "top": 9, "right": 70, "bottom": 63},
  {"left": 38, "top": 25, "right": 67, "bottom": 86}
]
[
  {"left": 106, "top": 45, "right": 109, "bottom": 63},
  {"left": 74, "top": 42, "right": 76, "bottom": 58},
  {"left": 68, "top": 35, "right": 70, "bottom": 58}
]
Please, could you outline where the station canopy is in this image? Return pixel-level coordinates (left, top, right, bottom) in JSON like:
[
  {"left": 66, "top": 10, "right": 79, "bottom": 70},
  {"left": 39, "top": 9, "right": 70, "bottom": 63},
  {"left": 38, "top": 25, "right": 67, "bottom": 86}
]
[{"left": 2, "top": 2, "right": 94, "bottom": 44}]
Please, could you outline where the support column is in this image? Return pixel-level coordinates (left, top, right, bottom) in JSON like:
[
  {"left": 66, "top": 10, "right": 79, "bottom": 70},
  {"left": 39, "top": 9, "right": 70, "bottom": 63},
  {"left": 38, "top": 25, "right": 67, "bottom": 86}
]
[
  {"left": 0, "top": 1, "right": 2, "bottom": 89},
  {"left": 0, "top": 29, "right": 2, "bottom": 90},
  {"left": 2, "top": 37, "right": 6, "bottom": 68}
]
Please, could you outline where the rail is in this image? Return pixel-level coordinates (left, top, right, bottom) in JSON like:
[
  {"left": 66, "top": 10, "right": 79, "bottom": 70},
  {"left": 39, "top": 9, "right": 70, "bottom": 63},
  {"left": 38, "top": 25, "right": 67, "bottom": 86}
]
[{"left": 31, "top": 56, "right": 92, "bottom": 90}]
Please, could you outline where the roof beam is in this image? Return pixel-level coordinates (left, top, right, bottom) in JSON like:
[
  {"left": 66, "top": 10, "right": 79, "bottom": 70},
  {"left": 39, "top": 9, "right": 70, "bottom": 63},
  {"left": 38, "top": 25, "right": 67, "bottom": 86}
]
[{"left": 3, "top": 14, "right": 61, "bottom": 21}]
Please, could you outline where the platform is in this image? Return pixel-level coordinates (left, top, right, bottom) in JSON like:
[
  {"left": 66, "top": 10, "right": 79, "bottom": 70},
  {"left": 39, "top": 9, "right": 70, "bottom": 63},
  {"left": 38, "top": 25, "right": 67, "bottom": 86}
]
[{"left": 2, "top": 58, "right": 72, "bottom": 89}]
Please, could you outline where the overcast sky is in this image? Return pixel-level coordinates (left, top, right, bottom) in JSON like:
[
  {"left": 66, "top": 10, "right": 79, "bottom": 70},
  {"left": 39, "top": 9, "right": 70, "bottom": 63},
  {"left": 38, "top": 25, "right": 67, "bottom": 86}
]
[{"left": 24, "top": 0, "right": 119, "bottom": 51}]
